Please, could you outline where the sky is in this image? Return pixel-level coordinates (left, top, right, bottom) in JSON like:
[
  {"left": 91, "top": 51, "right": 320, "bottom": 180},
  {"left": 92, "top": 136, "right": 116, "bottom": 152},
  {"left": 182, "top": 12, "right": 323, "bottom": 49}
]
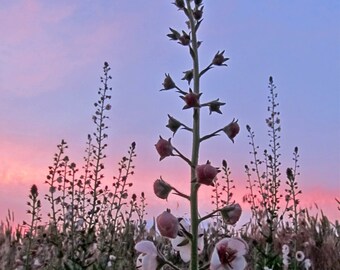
[{"left": 0, "top": 0, "right": 339, "bottom": 227}]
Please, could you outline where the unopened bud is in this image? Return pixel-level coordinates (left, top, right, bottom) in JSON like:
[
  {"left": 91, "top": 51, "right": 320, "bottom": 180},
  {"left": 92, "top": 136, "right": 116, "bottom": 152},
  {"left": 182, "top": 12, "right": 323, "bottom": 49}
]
[
  {"left": 153, "top": 178, "right": 172, "bottom": 200},
  {"left": 156, "top": 209, "right": 179, "bottom": 238},
  {"left": 196, "top": 161, "right": 219, "bottom": 186},
  {"left": 173, "top": 0, "right": 185, "bottom": 9},
  {"left": 223, "top": 119, "right": 240, "bottom": 143},
  {"left": 155, "top": 136, "right": 173, "bottom": 161},
  {"left": 181, "top": 89, "right": 201, "bottom": 109},
  {"left": 166, "top": 115, "right": 182, "bottom": 135},
  {"left": 181, "top": 69, "right": 193, "bottom": 85},
  {"left": 30, "top": 184, "right": 38, "bottom": 197},
  {"left": 161, "top": 73, "right": 176, "bottom": 90},
  {"left": 193, "top": 6, "right": 204, "bottom": 20},
  {"left": 208, "top": 99, "right": 226, "bottom": 115},
  {"left": 212, "top": 50, "right": 229, "bottom": 66},
  {"left": 220, "top": 203, "right": 242, "bottom": 225},
  {"left": 178, "top": 31, "right": 190, "bottom": 46}
]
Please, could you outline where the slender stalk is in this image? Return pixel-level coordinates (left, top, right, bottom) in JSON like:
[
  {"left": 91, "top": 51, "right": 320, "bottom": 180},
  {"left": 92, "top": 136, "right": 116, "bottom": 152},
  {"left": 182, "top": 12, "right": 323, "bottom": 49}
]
[{"left": 185, "top": 1, "right": 200, "bottom": 269}]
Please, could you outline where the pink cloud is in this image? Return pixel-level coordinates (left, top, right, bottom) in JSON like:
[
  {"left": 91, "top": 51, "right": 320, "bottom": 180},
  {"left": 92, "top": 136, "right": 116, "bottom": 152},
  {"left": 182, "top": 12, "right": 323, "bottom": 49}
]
[{"left": 0, "top": 1, "right": 133, "bottom": 97}]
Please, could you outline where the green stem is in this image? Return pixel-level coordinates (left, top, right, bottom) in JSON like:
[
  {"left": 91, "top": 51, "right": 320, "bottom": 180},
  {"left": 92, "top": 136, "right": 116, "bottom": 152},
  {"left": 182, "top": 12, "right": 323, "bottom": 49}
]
[{"left": 185, "top": 1, "right": 200, "bottom": 269}]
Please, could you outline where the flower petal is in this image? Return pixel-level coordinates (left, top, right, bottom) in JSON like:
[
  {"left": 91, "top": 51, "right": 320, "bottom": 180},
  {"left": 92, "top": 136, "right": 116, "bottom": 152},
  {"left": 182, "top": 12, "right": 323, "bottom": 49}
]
[
  {"left": 230, "top": 256, "right": 247, "bottom": 270},
  {"left": 210, "top": 247, "right": 221, "bottom": 270},
  {"left": 135, "top": 240, "right": 157, "bottom": 255},
  {"left": 142, "top": 254, "right": 158, "bottom": 270}
]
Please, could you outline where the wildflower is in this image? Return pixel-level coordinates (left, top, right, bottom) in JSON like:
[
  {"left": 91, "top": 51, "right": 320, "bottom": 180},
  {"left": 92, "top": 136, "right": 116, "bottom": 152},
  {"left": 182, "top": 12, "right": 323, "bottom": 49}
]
[
  {"left": 181, "top": 89, "right": 201, "bottom": 109},
  {"left": 153, "top": 178, "right": 172, "bottom": 200},
  {"left": 135, "top": 241, "right": 158, "bottom": 270},
  {"left": 171, "top": 219, "right": 204, "bottom": 262},
  {"left": 105, "top": 104, "right": 112, "bottom": 110},
  {"left": 223, "top": 119, "right": 240, "bottom": 143},
  {"left": 161, "top": 74, "right": 176, "bottom": 90},
  {"left": 220, "top": 203, "right": 242, "bottom": 225},
  {"left": 210, "top": 237, "right": 248, "bottom": 270},
  {"left": 295, "top": 251, "right": 305, "bottom": 262},
  {"left": 282, "top": 244, "right": 289, "bottom": 255},
  {"left": 304, "top": 258, "right": 312, "bottom": 270},
  {"left": 212, "top": 50, "right": 229, "bottom": 66},
  {"left": 33, "top": 258, "right": 42, "bottom": 267},
  {"left": 196, "top": 161, "right": 219, "bottom": 186},
  {"left": 156, "top": 209, "right": 178, "bottom": 238},
  {"left": 155, "top": 136, "right": 173, "bottom": 160}
]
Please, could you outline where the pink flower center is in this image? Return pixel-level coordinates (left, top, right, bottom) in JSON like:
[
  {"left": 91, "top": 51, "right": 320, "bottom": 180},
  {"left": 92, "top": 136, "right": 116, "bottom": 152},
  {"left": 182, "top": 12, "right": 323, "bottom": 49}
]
[{"left": 217, "top": 244, "right": 237, "bottom": 267}]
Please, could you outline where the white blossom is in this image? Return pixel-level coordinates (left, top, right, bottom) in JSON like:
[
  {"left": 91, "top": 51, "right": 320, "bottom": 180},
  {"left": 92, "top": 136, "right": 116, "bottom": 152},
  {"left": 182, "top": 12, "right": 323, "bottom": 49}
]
[{"left": 210, "top": 237, "right": 248, "bottom": 270}]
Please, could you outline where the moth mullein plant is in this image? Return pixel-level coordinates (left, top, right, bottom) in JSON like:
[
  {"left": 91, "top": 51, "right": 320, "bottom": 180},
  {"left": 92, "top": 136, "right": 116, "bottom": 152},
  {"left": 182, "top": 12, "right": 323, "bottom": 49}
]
[{"left": 135, "top": 0, "right": 246, "bottom": 269}]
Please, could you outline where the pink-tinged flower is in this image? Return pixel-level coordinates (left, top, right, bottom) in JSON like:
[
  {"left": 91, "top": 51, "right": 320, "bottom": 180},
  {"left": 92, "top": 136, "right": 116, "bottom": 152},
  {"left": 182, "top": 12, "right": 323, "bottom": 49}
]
[
  {"left": 223, "top": 119, "right": 240, "bottom": 143},
  {"left": 135, "top": 241, "right": 158, "bottom": 270},
  {"left": 153, "top": 178, "right": 172, "bottom": 200},
  {"left": 210, "top": 237, "right": 248, "bottom": 270},
  {"left": 171, "top": 219, "right": 204, "bottom": 263},
  {"left": 220, "top": 203, "right": 242, "bottom": 225},
  {"left": 180, "top": 89, "right": 201, "bottom": 109},
  {"left": 156, "top": 210, "right": 179, "bottom": 238},
  {"left": 155, "top": 136, "right": 173, "bottom": 160},
  {"left": 196, "top": 162, "right": 219, "bottom": 186}
]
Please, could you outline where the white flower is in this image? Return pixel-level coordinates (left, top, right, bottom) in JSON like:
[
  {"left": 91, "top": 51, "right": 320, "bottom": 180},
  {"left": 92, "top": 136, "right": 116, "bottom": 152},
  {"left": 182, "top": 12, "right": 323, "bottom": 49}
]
[
  {"left": 171, "top": 219, "right": 204, "bottom": 263},
  {"left": 304, "top": 258, "right": 312, "bottom": 270},
  {"left": 210, "top": 237, "right": 248, "bottom": 270},
  {"left": 109, "top": 254, "right": 116, "bottom": 261},
  {"left": 295, "top": 251, "right": 305, "bottom": 262},
  {"left": 282, "top": 244, "right": 290, "bottom": 255},
  {"left": 33, "top": 258, "right": 42, "bottom": 266},
  {"left": 135, "top": 240, "right": 158, "bottom": 270},
  {"left": 263, "top": 267, "right": 272, "bottom": 270}
]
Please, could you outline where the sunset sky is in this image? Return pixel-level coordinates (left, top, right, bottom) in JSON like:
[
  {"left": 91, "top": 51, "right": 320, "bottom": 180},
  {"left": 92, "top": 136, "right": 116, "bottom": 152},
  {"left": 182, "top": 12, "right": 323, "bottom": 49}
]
[{"left": 0, "top": 0, "right": 339, "bottom": 226}]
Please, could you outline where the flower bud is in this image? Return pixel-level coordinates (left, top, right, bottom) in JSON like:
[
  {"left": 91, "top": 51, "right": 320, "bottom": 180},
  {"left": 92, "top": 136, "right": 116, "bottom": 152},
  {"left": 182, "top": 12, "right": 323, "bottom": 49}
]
[
  {"left": 178, "top": 31, "right": 190, "bottom": 46},
  {"left": 220, "top": 203, "right": 242, "bottom": 225},
  {"left": 161, "top": 74, "right": 176, "bottom": 91},
  {"left": 212, "top": 50, "right": 229, "bottom": 66},
  {"left": 153, "top": 178, "right": 172, "bottom": 200},
  {"left": 156, "top": 210, "right": 179, "bottom": 238},
  {"left": 167, "top": 27, "right": 181, "bottom": 41},
  {"left": 208, "top": 99, "right": 226, "bottom": 114},
  {"left": 155, "top": 136, "right": 173, "bottom": 161},
  {"left": 196, "top": 161, "right": 219, "bottom": 186},
  {"left": 173, "top": 0, "right": 185, "bottom": 9},
  {"left": 193, "top": 6, "right": 204, "bottom": 20},
  {"left": 30, "top": 184, "right": 38, "bottom": 197},
  {"left": 181, "top": 69, "right": 193, "bottom": 84},
  {"left": 180, "top": 89, "right": 201, "bottom": 109},
  {"left": 223, "top": 119, "right": 240, "bottom": 143},
  {"left": 166, "top": 115, "right": 182, "bottom": 135}
]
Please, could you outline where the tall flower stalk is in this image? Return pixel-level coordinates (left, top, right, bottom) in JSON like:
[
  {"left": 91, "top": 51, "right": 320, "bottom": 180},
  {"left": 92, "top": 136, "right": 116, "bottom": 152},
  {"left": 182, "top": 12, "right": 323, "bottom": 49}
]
[{"left": 147, "top": 1, "right": 243, "bottom": 269}]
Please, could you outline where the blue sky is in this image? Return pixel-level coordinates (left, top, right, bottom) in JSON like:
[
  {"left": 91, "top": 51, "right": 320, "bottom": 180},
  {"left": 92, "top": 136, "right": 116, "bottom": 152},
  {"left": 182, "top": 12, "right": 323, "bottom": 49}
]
[{"left": 0, "top": 0, "right": 339, "bottom": 223}]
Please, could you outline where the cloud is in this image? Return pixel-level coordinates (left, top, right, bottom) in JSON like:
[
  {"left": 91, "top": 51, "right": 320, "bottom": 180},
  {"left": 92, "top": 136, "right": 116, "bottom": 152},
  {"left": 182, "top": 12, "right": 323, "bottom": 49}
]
[{"left": 0, "top": 1, "right": 130, "bottom": 97}]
